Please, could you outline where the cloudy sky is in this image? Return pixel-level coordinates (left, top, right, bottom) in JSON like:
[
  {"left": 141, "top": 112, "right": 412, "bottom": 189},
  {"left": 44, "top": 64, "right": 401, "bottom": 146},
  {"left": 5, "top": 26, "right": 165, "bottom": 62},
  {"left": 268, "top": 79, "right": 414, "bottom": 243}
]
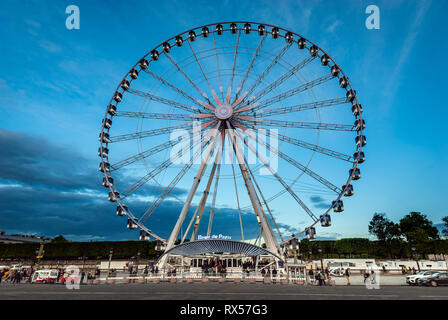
[{"left": 0, "top": 0, "right": 446, "bottom": 241}]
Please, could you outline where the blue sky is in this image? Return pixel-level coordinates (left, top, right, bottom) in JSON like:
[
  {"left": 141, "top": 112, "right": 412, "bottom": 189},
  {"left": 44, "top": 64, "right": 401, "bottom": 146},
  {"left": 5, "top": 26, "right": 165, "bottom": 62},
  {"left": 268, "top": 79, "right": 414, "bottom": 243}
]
[{"left": 0, "top": 0, "right": 446, "bottom": 242}]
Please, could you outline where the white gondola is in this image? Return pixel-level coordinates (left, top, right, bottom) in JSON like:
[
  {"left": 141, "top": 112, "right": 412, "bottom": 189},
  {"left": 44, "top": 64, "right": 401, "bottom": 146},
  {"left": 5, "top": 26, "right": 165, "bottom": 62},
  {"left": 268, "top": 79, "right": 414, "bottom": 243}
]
[
  {"left": 175, "top": 36, "right": 183, "bottom": 47},
  {"left": 321, "top": 54, "right": 330, "bottom": 66},
  {"left": 99, "top": 161, "right": 110, "bottom": 173},
  {"left": 339, "top": 76, "right": 348, "bottom": 88},
  {"left": 230, "top": 23, "right": 237, "bottom": 34},
  {"left": 127, "top": 218, "right": 138, "bottom": 229},
  {"left": 108, "top": 191, "right": 119, "bottom": 202},
  {"left": 102, "top": 118, "right": 112, "bottom": 129},
  {"left": 272, "top": 27, "right": 279, "bottom": 39},
  {"left": 343, "top": 184, "right": 354, "bottom": 197},
  {"left": 331, "top": 65, "right": 340, "bottom": 77},
  {"left": 162, "top": 42, "right": 171, "bottom": 53},
  {"left": 216, "top": 24, "right": 223, "bottom": 35},
  {"left": 355, "top": 118, "right": 366, "bottom": 131},
  {"left": 120, "top": 80, "right": 130, "bottom": 91},
  {"left": 352, "top": 103, "right": 363, "bottom": 116},
  {"left": 355, "top": 135, "right": 367, "bottom": 147},
  {"left": 99, "top": 132, "right": 110, "bottom": 143},
  {"left": 320, "top": 214, "right": 332, "bottom": 227},
  {"left": 139, "top": 58, "right": 149, "bottom": 69},
  {"left": 346, "top": 89, "right": 356, "bottom": 102},
  {"left": 306, "top": 227, "right": 316, "bottom": 239},
  {"left": 113, "top": 92, "right": 122, "bottom": 103},
  {"left": 258, "top": 24, "right": 265, "bottom": 36},
  {"left": 332, "top": 200, "right": 344, "bottom": 212},
  {"left": 151, "top": 49, "right": 159, "bottom": 61},
  {"left": 350, "top": 168, "right": 361, "bottom": 180},
  {"left": 243, "top": 23, "right": 251, "bottom": 34},
  {"left": 107, "top": 104, "right": 117, "bottom": 116},
  {"left": 189, "top": 30, "right": 196, "bottom": 41},
  {"left": 116, "top": 204, "right": 127, "bottom": 216},
  {"left": 129, "top": 69, "right": 139, "bottom": 79},
  {"left": 309, "top": 45, "right": 318, "bottom": 57},
  {"left": 298, "top": 37, "right": 306, "bottom": 49},
  {"left": 140, "top": 230, "right": 150, "bottom": 241},
  {"left": 354, "top": 151, "right": 365, "bottom": 163},
  {"left": 98, "top": 146, "right": 109, "bottom": 158},
  {"left": 202, "top": 26, "right": 209, "bottom": 37},
  {"left": 102, "top": 176, "right": 114, "bottom": 187}
]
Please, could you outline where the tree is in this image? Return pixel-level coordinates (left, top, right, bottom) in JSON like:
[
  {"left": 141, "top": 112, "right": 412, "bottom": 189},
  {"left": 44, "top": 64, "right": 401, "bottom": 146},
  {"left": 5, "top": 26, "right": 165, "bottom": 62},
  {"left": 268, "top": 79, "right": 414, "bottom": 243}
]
[
  {"left": 442, "top": 216, "right": 448, "bottom": 238},
  {"left": 368, "top": 213, "right": 400, "bottom": 258},
  {"left": 399, "top": 212, "right": 439, "bottom": 244},
  {"left": 51, "top": 235, "right": 68, "bottom": 243}
]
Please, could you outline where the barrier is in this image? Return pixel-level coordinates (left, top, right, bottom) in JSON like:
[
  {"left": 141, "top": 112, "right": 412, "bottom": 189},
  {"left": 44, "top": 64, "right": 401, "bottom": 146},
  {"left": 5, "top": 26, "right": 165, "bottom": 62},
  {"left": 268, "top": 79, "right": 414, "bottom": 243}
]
[
  {"left": 263, "top": 277, "right": 271, "bottom": 284},
  {"left": 202, "top": 277, "right": 209, "bottom": 283}
]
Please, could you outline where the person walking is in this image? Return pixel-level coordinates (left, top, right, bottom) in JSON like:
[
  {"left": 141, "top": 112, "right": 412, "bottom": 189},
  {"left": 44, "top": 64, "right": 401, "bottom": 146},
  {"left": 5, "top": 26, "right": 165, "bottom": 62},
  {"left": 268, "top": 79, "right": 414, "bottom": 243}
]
[
  {"left": 308, "top": 268, "right": 314, "bottom": 284},
  {"left": 345, "top": 268, "right": 351, "bottom": 286}
]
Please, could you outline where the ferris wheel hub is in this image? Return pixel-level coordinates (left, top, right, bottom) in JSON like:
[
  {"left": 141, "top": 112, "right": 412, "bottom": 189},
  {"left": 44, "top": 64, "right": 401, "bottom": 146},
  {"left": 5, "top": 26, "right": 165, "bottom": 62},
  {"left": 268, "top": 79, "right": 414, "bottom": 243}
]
[{"left": 215, "top": 103, "right": 233, "bottom": 120}]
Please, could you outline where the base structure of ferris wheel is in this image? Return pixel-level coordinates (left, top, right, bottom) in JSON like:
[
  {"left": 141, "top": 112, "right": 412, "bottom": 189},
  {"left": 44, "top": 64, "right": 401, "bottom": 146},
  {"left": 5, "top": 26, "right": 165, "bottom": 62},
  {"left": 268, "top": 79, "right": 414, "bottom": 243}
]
[{"left": 98, "top": 22, "right": 366, "bottom": 275}]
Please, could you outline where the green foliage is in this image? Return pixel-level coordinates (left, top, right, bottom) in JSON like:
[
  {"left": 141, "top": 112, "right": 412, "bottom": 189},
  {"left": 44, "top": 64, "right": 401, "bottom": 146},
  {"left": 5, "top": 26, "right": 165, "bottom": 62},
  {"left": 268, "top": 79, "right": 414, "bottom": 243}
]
[
  {"left": 399, "top": 212, "right": 440, "bottom": 243},
  {"left": 442, "top": 216, "right": 448, "bottom": 237},
  {"left": 51, "top": 235, "right": 68, "bottom": 243},
  {"left": 0, "top": 241, "right": 159, "bottom": 260}
]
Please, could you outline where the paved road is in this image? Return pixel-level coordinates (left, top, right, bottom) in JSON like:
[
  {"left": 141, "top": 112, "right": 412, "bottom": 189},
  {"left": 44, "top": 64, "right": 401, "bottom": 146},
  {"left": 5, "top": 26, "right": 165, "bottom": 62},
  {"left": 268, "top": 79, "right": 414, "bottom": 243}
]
[{"left": 1, "top": 282, "right": 447, "bottom": 300}]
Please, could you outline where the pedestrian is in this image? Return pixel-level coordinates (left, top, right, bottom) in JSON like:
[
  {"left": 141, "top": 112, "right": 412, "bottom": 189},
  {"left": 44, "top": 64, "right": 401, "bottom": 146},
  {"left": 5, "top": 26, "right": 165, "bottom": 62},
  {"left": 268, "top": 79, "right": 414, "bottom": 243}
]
[
  {"left": 308, "top": 268, "right": 314, "bottom": 284},
  {"left": 345, "top": 268, "right": 351, "bottom": 286},
  {"left": 370, "top": 269, "right": 376, "bottom": 284},
  {"left": 325, "top": 267, "right": 330, "bottom": 280},
  {"left": 363, "top": 268, "right": 370, "bottom": 283},
  {"left": 80, "top": 271, "right": 86, "bottom": 285},
  {"left": 272, "top": 268, "right": 277, "bottom": 283}
]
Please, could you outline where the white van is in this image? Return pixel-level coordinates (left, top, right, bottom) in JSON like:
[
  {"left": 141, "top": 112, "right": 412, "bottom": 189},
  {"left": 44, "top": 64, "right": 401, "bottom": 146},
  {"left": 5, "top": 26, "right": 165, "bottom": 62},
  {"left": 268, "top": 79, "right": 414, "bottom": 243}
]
[{"left": 31, "top": 269, "right": 59, "bottom": 284}]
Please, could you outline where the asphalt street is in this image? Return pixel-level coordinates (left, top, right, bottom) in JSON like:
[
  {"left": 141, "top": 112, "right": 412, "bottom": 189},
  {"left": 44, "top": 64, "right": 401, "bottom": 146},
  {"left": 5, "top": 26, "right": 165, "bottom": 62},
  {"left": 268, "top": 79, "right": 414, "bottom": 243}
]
[{"left": 1, "top": 282, "right": 447, "bottom": 300}]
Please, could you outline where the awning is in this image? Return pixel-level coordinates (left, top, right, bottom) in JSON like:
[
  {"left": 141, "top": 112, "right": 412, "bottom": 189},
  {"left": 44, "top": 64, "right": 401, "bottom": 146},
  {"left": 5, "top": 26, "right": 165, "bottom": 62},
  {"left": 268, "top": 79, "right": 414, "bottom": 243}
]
[{"left": 157, "top": 239, "right": 283, "bottom": 261}]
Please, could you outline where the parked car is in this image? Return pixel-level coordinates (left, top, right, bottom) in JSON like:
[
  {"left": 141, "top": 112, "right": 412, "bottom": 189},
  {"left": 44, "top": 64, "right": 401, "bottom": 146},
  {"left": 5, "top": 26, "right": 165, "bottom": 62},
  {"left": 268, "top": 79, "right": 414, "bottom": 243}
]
[
  {"left": 406, "top": 270, "right": 439, "bottom": 285},
  {"left": 418, "top": 272, "right": 448, "bottom": 287}
]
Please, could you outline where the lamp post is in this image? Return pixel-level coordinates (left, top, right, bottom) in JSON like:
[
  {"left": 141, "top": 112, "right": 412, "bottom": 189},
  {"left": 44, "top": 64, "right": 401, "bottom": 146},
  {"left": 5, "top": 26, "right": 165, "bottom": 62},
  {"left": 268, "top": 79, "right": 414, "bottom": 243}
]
[
  {"left": 289, "top": 235, "right": 299, "bottom": 265},
  {"left": 135, "top": 251, "right": 141, "bottom": 275},
  {"left": 106, "top": 248, "right": 113, "bottom": 281},
  {"left": 318, "top": 246, "right": 324, "bottom": 271},
  {"left": 411, "top": 245, "right": 420, "bottom": 272}
]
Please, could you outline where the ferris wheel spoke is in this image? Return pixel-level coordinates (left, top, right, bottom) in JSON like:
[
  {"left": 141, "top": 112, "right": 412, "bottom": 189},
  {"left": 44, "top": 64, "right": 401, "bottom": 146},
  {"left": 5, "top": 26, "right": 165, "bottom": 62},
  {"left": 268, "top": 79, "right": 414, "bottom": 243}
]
[
  {"left": 212, "top": 32, "right": 224, "bottom": 101},
  {"left": 245, "top": 55, "right": 316, "bottom": 106},
  {"left": 233, "top": 127, "right": 319, "bottom": 223},
  {"left": 225, "top": 29, "right": 241, "bottom": 104},
  {"left": 235, "top": 117, "right": 355, "bottom": 131},
  {"left": 277, "top": 133, "right": 354, "bottom": 162},
  {"left": 143, "top": 69, "right": 215, "bottom": 113},
  {"left": 234, "top": 34, "right": 267, "bottom": 102},
  {"left": 239, "top": 97, "right": 348, "bottom": 117},
  {"left": 239, "top": 143, "right": 284, "bottom": 242},
  {"left": 187, "top": 40, "right": 221, "bottom": 105},
  {"left": 233, "top": 124, "right": 342, "bottom": 194},
  {"left": 234, "top": 42, "right": 293, "bottom": 110},
  {"left": 115, "top": 111, "right": 214, "bottom": 121},
  {"left": 110, "top": 120, "right": 217, "bottom": 171},
  {"left": 237, "top": 73, "right": 335, "bottom": 114},
  {"left": 108, "top": 122, "right": 194, "bottom": 143},
  {"left": 122, "top": 122, "right": 219, "bottom": 198},
  {"left": 164, "top": 52, "right": 215, "bottom": 106},
  {"left": 127, "top": 88, "right": 208, "bottom": 113}
]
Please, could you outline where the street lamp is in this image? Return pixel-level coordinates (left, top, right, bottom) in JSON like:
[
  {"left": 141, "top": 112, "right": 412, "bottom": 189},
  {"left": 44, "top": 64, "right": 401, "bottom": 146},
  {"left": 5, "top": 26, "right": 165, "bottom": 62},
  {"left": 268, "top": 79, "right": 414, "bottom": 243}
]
[
  {"left": 318, "top": 246, "right": 324, "bottom": 271},
  {"left": 289, "top": 235, "right": 299, "bottom": 264},
  {"left": 411, "top": 245, "right": 421, "bottom": 272},
  {"left": 106, "top": 248, "right": 114, "bottom": 281}
]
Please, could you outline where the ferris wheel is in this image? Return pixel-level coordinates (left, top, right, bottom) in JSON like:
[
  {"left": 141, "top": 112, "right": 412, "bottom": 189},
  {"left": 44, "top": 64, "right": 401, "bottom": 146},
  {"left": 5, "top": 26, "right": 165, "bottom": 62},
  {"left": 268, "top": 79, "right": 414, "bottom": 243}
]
[{"left": 98, "top": 21, "right": 365, "bottom": 257}]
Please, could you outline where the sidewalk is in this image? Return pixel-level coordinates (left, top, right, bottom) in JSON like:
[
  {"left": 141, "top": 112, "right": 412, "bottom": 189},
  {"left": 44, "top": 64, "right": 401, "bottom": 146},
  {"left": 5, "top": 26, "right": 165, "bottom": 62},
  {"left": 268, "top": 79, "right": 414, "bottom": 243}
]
[{"left": 330, "top": 274, "right": 407, "bottom": 286}]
